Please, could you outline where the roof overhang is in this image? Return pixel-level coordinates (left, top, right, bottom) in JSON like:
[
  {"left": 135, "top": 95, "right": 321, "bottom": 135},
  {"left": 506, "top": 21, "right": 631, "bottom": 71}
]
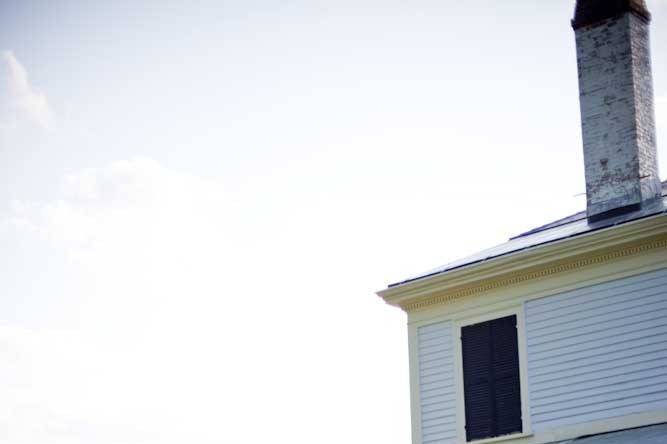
[{"left": 377, "top": 212, "right": 667, "bottom": 312}]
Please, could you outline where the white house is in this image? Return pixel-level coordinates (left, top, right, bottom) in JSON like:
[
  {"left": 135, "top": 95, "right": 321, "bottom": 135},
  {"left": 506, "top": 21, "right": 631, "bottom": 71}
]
[{"left": 377, "top": 2, "right": 667, "bottom": 444}]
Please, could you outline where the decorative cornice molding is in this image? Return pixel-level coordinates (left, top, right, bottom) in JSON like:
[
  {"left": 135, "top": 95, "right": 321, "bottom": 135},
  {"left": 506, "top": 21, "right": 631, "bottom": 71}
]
[
  {"left": 399, "top": 236, "right": 667, "bottom": 312},
  {"left": 378, "top": 213, "right": 667, "bottom": 310}
]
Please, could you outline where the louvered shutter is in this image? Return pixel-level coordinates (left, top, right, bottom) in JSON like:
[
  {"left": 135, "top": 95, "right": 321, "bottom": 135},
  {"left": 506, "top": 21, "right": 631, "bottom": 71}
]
[{"left": 462, "top": 315, "right": 522, "bottom": 441}]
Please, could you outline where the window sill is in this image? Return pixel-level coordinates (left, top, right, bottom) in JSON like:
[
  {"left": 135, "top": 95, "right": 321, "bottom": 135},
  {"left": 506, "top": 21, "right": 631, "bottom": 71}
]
[{"left": 462, "top": 432, "right": 533, "bottom": 444}]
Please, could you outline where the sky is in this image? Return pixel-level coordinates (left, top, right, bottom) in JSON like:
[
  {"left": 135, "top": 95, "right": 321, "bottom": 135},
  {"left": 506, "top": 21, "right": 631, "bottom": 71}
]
[{"left": 1, "top": 1, "right": 667, "bottom": 443}]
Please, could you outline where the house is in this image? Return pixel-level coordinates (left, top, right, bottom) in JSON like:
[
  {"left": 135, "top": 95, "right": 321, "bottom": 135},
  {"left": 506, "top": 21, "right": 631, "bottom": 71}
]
[{"left": 377, "top": 2, "right": 667, "bottom": 444}]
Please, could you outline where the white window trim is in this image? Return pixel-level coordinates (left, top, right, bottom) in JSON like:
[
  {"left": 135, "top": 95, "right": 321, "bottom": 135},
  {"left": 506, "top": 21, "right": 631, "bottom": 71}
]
[{"left": 453, "top": 306, "right": 533, "bottom": 444}]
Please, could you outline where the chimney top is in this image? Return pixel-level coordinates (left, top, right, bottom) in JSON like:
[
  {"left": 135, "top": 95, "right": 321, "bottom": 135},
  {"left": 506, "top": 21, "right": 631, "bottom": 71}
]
[{"left": 572, "top": 0, "right": 651, "bottom": 29}]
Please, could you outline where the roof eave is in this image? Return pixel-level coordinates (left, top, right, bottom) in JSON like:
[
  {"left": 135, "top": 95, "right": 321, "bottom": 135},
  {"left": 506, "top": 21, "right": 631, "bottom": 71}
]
[{"left": 377, "top": 212, "right": 667, "bottom": 311}]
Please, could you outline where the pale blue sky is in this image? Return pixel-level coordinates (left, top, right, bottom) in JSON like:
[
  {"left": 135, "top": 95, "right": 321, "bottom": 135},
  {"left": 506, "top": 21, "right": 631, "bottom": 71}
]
[{"left": 1, "top": 1, "right": 667, "bottom": 443}]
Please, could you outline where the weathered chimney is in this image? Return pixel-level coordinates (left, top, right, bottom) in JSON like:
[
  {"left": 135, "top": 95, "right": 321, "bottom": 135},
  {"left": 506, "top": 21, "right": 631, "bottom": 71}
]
[{"left": 573, "top": 0, "right": 662, "bottom": 222}]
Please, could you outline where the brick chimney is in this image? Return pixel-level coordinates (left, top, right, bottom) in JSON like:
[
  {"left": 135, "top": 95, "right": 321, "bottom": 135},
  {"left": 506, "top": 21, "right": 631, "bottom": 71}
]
[{"left": 573, "top": 0, "right": 662, "bottom": 222}]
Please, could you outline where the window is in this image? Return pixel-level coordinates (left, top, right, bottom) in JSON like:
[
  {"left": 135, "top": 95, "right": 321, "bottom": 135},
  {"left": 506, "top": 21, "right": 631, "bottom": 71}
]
[{"left": 461, "top": 315, "right": 522, "bottom": 442}]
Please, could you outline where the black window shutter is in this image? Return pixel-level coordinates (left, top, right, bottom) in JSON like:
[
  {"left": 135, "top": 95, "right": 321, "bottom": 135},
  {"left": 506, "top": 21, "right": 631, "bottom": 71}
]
[{"left": 462, "top": 315, "right": 522, "bottom": 441}]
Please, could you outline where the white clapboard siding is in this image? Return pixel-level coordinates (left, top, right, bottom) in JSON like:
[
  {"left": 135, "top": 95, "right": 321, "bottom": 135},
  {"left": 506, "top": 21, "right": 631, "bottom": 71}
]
[
  {"left": 525, "top": 268, "right": 667, "bottom": 431},
  {"left": 418, "top": 321, "right": 457, "bottom": 444}
]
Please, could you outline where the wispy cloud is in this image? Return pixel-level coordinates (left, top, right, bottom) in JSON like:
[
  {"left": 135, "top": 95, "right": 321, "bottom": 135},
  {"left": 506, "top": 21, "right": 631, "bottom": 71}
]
[
  {"left": 2, "top": 50, "right": 54, "bottom": 129},
  {"left": 1, "top": 158, "right": 236, "bottom": 443},
  {"left": 12, "top": 157, "right": 229, "bottom": 247},
  {"left": 6, "top": 157, "right": 236, "bottom": 327}
]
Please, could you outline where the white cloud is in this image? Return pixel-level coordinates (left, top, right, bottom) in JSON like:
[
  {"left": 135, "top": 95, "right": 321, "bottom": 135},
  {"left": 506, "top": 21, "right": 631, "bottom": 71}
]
[
  {"left": 2, "top": 50, "right": 54, "bottom": 129},
  {"left": 7, "top": 158, "right": 236, "bottom": 327},
  {"left": 2, "top": 157, "right": 412, "bottom": 444},
  {"left": 10, "top": 157, "right": 229, "bottom": 249},
  {"left": 1, "top": 159, "right": 238, "bottom": 443}
]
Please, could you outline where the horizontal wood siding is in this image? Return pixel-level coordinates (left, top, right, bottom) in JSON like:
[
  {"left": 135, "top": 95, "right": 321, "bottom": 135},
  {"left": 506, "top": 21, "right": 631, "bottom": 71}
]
[
  {"left": 525, "top": 268, "right": 667, "bottom": 431},
  {"left": 418, "top": 321, "right": 457, "bottom": 444}
]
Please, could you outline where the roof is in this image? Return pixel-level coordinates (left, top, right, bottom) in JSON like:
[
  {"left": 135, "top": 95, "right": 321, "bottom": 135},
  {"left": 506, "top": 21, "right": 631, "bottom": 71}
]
[
  {"left": 389, "top": 181, "right": 667, "bottom": 288},
  {"left": 551, "top": 423, "right": 667, "bottom": 444}
]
